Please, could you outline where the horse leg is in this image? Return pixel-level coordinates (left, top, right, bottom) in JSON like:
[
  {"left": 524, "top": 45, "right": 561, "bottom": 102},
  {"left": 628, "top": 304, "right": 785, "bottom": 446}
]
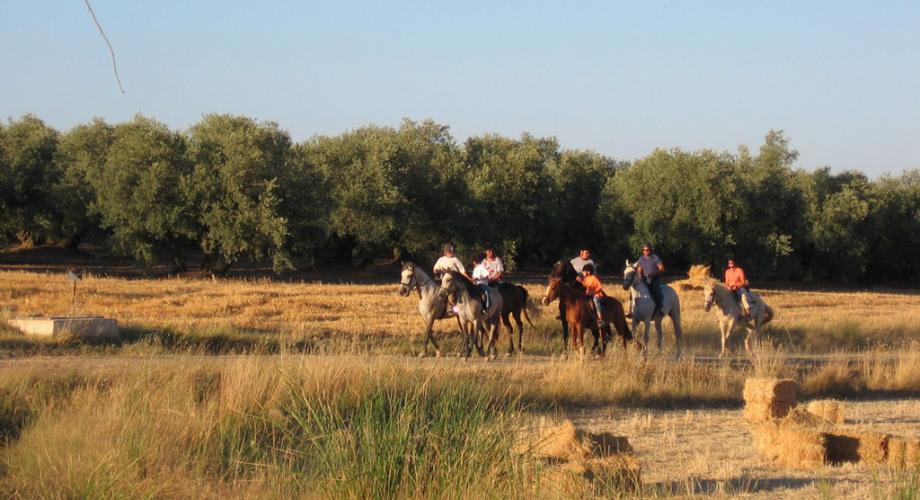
[
  {"left": 654, "top": 317, "right": 664, "bottom": 352},
  {"left": 559, "top": 301, "right": 568, "bottom": 351},
  {"left": 422, "top": 314, "right": 442, "bottom": 357},
  {"left": 719, "top": 318, "right": 730, "bottom": 358},
  {"left": 513, "top": 310, "right": 524, "bottom": 355},
  {"left": 501, "top": 312, "right": 514, "bottom": 355}
]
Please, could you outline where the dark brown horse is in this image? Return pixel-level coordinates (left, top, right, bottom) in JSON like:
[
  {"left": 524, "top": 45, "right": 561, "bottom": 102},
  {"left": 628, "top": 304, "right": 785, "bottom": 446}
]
[
  {"left": 542, "top": 276, "right": 634, "bottom": 355},
  {"left": 494, "top": 282, "right": 534, "bottom": 355}
]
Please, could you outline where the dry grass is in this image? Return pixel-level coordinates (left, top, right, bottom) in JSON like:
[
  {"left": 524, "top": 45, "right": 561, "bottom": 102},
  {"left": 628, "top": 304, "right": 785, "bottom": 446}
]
[{"left": 1, "top": 270, "right": 919, "bottom": 356}]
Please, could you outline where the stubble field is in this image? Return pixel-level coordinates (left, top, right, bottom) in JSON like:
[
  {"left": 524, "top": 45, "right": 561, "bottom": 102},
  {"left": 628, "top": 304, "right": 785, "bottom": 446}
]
[{"left": 0, "top": 269, "right": 919, "bottom": 498}]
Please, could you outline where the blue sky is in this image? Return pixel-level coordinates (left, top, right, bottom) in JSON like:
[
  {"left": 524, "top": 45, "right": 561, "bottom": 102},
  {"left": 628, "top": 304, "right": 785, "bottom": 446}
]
[{"left": 2, "top": 1, "right": 918, "bottom": 176}]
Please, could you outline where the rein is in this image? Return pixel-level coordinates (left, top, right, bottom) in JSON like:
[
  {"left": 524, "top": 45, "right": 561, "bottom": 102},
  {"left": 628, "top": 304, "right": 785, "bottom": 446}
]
[{"left": 402, "top": 271, "right": 436, "bottom": 299}]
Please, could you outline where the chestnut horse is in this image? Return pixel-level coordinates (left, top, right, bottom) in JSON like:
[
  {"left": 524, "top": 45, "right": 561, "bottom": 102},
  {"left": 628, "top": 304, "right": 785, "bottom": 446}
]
[{"left": 542, "top": 276, "right": 633, "bottom": 356}]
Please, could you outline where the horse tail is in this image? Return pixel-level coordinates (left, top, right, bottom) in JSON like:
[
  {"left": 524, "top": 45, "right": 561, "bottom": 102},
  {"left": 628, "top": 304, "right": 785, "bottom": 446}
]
[
  {"left": 518, "top": 285, "right": 536, "bottom": 327},
  {"left": 610, "top": 299, "right": 633, "bottom": 341},
  {"left": 762, "top": 304, "right": 774, "bottom": 326}
]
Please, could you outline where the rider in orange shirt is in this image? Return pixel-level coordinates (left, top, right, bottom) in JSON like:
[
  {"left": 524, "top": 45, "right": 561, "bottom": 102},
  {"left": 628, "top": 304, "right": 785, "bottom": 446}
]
[
  {"left": 578, "top": 263, "right": 605, "bottom": 328},
  {"left": 724, "top": 258, "right": 751, "bottom": 319}
]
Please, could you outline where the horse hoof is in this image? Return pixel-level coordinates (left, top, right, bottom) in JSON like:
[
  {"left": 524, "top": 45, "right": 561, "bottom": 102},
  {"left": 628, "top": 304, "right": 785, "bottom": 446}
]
[
  {"left": 435, "top": 350, "right": 443, "bottom": 358},
  {"left": 417, "top": 351, "right": 427, "bottom": 358}
]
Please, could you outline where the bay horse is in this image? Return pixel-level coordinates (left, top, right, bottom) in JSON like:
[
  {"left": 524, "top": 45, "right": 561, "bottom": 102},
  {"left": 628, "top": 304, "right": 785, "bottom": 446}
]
[
  {"left": 542, "top": 276, "right": 633, "bottom": 356},
  {"left": 494, "top": 282, "right": 535, "bottom": 355},
  {"left": 398, "top": 262, "right": 463, "bottom": 356},
  {"left": 703, "top": 282, "right": 774, "bottom": 356},
  {"left": 548, "top": 260, "right": 582, "bottom": 349},
  {"left": 438, "top": 271, "right": 504, "bottom": 359}
]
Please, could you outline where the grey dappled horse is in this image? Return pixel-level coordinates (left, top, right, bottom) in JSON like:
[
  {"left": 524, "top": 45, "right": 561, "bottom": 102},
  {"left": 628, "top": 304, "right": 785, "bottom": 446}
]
[
  {"left": 398, "top": 262, "right": 462, "bottom": 357},
  {"left": 622, "top": 260, "right": 683, "bottom": 359},
  {"left": 703, "top": 282, "right": 774, "bottom": 357},
  {"left": 438, "top": 271, "right": 504, "bottom": 359}
]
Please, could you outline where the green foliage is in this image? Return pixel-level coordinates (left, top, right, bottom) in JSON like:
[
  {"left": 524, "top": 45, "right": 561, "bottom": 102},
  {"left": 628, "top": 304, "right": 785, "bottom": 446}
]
[
  {"left": 52, "top": 118, "right": 113, "bottom": 247},
  {"left": 89, "top": 115, "right": 195, "bottom": 263},
  {"left": 0, "top": 115, "right": 61, "bottom": 245},
  {"left": 310, "top": 119, "right": 464, "bottom": 262},
  {"left": 603, "top": 148, "right": 745, "bottom": 267},
  {"left": 186, "top": 114, "right": 294, "bottom": 272},
  {"left": 463, "top": 133, "right": 560, "bottom": 261},
  {"left": 3, "top": 113, "right": 920, "bottom": 283}
]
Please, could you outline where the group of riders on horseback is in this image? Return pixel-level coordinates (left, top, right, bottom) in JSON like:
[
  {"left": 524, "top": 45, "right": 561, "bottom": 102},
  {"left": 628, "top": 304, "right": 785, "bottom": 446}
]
[
  {"left": 401, "top": 240, "right": 769, "bottom": 359},
  {"left": 435, "top": 241, "right": 756, "bottom": 322}
]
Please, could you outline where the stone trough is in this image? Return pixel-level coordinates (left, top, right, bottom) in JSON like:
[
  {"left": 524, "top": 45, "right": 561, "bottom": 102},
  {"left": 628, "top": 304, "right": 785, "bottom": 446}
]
[{"left": 8, "top": 316, "right": 119, "bottom": 340}]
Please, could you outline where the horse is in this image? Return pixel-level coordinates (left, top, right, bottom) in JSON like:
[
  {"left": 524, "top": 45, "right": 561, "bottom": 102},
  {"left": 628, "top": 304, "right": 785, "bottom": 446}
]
[
  {"left": 548, "top": 260, "right": 582, "bottom": 349},
  {"left": 438, "top": 271, "right": 504, "bottom": 359},
  {"left": 542, "top": 276, "right": 633, "bottom": 356},
  {"left": 622, "top": 260, "right": 683, "bottom": 359},
  {"left": 398, "top": 262, "right": 462, "bottom": 357},
  {"left": 494, "top": 282, "right": 535, "bottom": 355},
  {"left": 703, "top": 282, "right": 775, "bottom": 356}
]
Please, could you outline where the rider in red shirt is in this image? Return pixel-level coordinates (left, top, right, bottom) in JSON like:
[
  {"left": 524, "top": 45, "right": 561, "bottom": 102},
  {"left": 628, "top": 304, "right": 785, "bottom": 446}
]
[{"left": 724, "top": 258, "right": 751, "bottom": 319}]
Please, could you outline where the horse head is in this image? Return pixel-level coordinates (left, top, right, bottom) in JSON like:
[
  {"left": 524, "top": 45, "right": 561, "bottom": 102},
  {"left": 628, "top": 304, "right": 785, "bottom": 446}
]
[
  {"left": 622, "top": 259, "right": 638, "bottom": 290},
  {"left": 542, "top": 276, "right": 562, "bottom": 305},
  {"left": 398, "top": 262, "right": 416, "bottom": 297},
  {"left": 550, "top": 259, "right": 578, "bottom": 283},
  {"left": 702, "top": 282, "right": 715, "bottom": 311}
]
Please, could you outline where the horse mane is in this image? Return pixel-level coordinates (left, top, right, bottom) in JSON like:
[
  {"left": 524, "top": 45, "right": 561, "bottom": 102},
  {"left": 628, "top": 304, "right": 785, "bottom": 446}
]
[
  {"left": 550, "top": 259, "right": 578, "bottom": 282},
  {"left": 446, "top": 270, "right": 480, "bottom": 298}
]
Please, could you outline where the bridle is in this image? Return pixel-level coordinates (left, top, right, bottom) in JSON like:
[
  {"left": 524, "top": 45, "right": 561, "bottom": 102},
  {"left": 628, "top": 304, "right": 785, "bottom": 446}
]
[
  {"left": 703, "top": 288, "right": 714, "bottom": 311},
  {"left": 400, "top": 269, "right": 435, "bottom": 299}
]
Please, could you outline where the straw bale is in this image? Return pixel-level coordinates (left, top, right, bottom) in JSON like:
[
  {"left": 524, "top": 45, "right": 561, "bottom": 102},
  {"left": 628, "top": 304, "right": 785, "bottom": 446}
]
[
  {"left": 743, "top": 378, "right": 798, "bottom": 404},
  {"left": 826, "top": 432, "right": 890, "bottom": 464},
  {"left": 905, "top": 438, "right": 920, "bottom": 466},
  {"left": 889, "top": 438, "right": 907, "bottom": 468},
  {"left": 516, "top": 421, "right": 635, "bottom": 463},
  {"left": 751, "top": 421, "right": 827, "bottom": 468},
  {"left": 516, "top": 420, "right": 588, "bottom": 462},
  {"left": 743, "top": 399, "right": 794, "bottom": 423},
  {"left": 782, "top": 406, "right": 827, "bottom": 428},
  {"left": 805, "top": 400, "right": 845, "bottom": 424}
]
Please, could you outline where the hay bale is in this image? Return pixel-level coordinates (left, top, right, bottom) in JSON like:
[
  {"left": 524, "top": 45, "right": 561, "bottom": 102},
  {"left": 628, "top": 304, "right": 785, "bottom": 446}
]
[
  {"left": 782, "top": 406, "right": 827, "bottom": 428},
  {"left": 516, "top": 420, "right": 589, "bottom": 462},
  {"left": 743, "top": 400, "right": 795, "bottom": 424},
  {"left": 742, "top": 378, "right": 798, "bottom": 423},
  {"left": 743, "top": 378, "right": 798, "bottom": 404},
  {"left": 805, "top": 400, "right": 845, "bottom": 424},
  {"left": 905, "top": 438, "right": 920, "bottom": 467},
  {"left": 826, "top": 431, "right": 890, "bottom": 465},
  {"left": 889, "top": 438, "right": 908, "bottom": 468},
  {"left": 516, "top": 421, "right": 635, "bottom": 462},
  {"left": 750, "top": 421, "right": 827, "bottom": 468}
]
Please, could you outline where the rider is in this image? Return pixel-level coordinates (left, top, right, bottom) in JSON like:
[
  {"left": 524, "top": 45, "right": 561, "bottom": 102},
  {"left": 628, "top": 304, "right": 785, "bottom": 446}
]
[
  {"left": 570, "top": 247, "right": 596, "bottom": 278},
  {"left": 471, "top": 253, "right": 491, "bottom": 314},
  {"left": 578, "top": 263, "right": 605, "bottom": 329},
  {"left": 636, "top": 242, "right": 665, "bottom": 315},
  {"left": 483, "top": 246, "right": 504, "bottom": 285},
  {"left": 724, "top": 257, "right": 752, "bottom": 320},
  {"left": 433, "top": 242, "right": 466, "bottom": 278}
]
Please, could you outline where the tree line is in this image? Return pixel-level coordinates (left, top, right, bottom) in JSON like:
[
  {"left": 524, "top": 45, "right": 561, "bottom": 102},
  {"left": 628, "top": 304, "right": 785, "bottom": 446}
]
[{"left": 1, "top": 114, "right": 918, "bottom": 283}]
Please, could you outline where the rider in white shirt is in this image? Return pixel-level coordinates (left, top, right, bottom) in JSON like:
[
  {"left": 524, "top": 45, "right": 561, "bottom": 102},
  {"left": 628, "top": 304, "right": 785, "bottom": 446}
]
[
  {"left": 471, "top": 253, "right": 491, "bottom": 313},
  {"left": 483, "top": 247, "right": 504, "bottom": 284},
  {"left": 433, "top": 243, "right": 466, "bottom": 277}
]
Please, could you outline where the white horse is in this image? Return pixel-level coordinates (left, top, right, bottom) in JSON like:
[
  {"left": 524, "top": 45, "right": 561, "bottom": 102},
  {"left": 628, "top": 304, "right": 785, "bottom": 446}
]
[
  {"left": 398, "top": 262, "right": 462, "bottom": 357},
  {"left": 703, "top": 282, "right": 774, "bottom": 357},
  {"left": 438, "top": 271, "right": 503, "bottom": 359},
  {"left": 623, "top": 260, "right": 683, "bottom": 359}
]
